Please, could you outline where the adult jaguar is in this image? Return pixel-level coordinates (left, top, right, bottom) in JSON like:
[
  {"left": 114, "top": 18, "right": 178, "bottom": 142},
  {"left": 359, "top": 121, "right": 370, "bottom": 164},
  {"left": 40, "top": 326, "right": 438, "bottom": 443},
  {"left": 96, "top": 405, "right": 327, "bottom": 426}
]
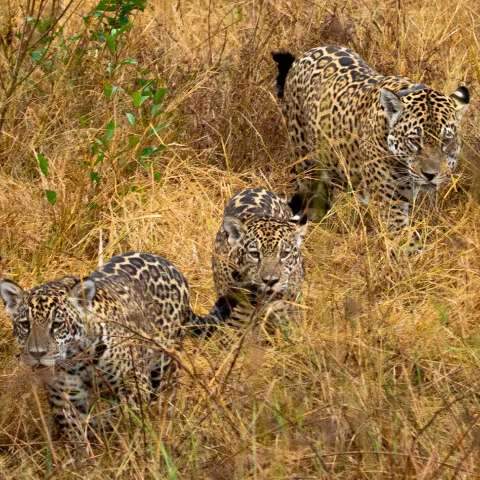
[{"left": 272, "top": 45, "right": 469, "bottom": 238}]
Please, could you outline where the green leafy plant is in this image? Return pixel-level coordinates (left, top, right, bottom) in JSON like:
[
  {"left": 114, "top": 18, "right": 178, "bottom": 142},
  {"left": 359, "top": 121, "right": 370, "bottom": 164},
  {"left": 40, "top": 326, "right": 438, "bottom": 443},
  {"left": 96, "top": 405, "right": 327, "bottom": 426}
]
[
  {"left": 0, "top": 0, "right": 79, "bottom": 136},
  {"left": 82, "top": 0, "right": 169, "bottom": 187},
  {"left": 83, "top": 0, "right": 147, "bottom": 74},
  {"left": 36, "top": 152, "right": 57, "bottom": 205}
]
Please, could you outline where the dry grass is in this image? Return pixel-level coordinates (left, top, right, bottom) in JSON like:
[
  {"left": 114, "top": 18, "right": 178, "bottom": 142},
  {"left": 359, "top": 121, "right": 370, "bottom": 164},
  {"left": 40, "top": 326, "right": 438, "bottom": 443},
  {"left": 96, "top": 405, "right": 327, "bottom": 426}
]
[{"left": 0, "top": 0, "right": 480, "bottom": 478}]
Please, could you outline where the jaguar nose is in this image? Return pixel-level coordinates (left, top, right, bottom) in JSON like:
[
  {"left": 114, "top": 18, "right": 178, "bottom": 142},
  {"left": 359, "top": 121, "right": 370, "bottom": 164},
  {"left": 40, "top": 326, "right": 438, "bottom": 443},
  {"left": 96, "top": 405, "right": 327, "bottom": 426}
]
[
  {"left": 262, "top": 275, "right": 280, "bottom": 288},
  {"left": 29, "top": 349, "right": 47, "bottom": 360},
  {"left": 422, "top": 171, "right": 437, "bottom": 182}
]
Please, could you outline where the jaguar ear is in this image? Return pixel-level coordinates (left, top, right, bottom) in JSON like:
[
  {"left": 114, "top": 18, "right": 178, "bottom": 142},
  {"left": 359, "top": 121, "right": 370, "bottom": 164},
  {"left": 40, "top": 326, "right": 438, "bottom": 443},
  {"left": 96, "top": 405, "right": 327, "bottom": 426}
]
[
  {"left": 450, "top": 86, "right": 470, "bottom": 118},
  {"left": 379, "top": 88, "right": 404, "bottom": 127},
  {"left": 294, "top": 222, "right": 308, "bottom": 248},
  {"left": 68, "top": 279, "right": 96, "bottom": 314},
  {"left": 0, "top": 279, "right": 24, "bottom": 316},
  {"left": 223, "top": 216, "right": 246, "bottom": 248}
]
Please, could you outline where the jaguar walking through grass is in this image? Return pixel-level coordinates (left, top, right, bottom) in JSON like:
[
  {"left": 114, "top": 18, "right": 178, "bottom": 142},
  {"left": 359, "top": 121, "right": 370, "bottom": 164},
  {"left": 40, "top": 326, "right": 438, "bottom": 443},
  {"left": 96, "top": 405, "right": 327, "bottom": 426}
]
[
  {"left": 199, "top": 188, "right": 307, "bottom": 338},
  {"left": 273, "top": 45, "right": 470, "bottom": 248},
  {"left": 0, "top": 252, "right": 226, "bottom": 440}
]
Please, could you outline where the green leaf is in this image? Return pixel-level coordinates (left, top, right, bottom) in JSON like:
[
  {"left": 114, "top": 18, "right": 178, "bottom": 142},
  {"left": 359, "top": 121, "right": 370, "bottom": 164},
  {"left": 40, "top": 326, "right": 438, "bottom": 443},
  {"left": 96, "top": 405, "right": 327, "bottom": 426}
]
[
  {"left": 37, "top": 18, "right": 53, "bottom": 34},
  {"left": 153, "top": 171, "right": 162, "bottom": 182},
  {"left": 131, "top": 90, "right": 149, "bottom": 108},
  {"left": 153, "top": 87, "right": 167, "bottom": 105},
  {"left": 126, "top": 112, "right": 136, "bottom": 126},
  {"left": 31, "top": 48, "right": 46, "bottom": 63},
  {"left": 45, "top": 190, "right": 57, "bottom": 205},
  {"left": 103, "top": 120, "right": 116, "bottom": 144},
  {"left": 36, "top": 153, "right": 49, "bottom": 177},
  {"left": 106, "top": 29, "right": 119, "bottom": 53},
  {"left": 90, "top": 171, "right": 101, "bottom": 184},
  {"left": 94, "top": 0, "right": 117, "bottom": 13},
  {"left": 140, "top": 146, "right": 159, "bottom": 158},
  {"left": 150, "top": 103, "right": 163, "bottom": 117},
  {"left": 136, "top": 78, "right": 152, "bottom": 88},
  {"left": 121, "top": 57, "right": 138, "bottom": 65},
  {"left": 104, "top": 83, "right": 119, "bottom": 99},
  {"left": 95, "top": 152, "right": 105, "bottom": 165},
  {"left": 106, "top": 36, "right": 116, "bottom": 53}
]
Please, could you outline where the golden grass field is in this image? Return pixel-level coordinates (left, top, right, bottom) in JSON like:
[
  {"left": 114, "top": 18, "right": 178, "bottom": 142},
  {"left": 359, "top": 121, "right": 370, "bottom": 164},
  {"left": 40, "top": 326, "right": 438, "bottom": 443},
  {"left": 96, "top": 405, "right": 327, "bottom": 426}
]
[{"left": 0, "top": 0, "right": 480, "bottom": 478}]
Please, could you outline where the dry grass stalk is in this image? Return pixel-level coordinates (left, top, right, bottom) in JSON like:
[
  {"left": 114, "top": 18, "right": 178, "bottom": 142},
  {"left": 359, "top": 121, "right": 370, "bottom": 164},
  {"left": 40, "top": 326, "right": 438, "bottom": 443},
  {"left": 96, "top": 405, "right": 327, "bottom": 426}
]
[{"left": 0, "top": 0, "right": 479, "bottom": 478}]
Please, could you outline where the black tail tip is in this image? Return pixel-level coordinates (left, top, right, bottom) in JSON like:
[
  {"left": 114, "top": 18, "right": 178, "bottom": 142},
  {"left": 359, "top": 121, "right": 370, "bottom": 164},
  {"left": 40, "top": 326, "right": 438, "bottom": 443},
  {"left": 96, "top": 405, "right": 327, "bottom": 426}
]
[
  {"left": 187, "top": 295, "right": 239, "bottom": 338},
  {"left": 271, "top": 51, "right": 295, "bottom": 99},
  {"left": 271, "top": 51, "right": 296, "bottom": 66},
  {"left": 288, "top": 193, "right": 307, "bottom": 219},
  {"left": 452, "top": 85, "right": 470, "bottom": 105}
]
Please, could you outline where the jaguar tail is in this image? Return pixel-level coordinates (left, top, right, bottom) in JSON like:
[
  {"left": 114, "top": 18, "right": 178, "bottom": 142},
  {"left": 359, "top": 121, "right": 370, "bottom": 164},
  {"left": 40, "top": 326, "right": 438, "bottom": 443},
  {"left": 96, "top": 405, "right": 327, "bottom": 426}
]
[
  {"left": 271, "top": 51, "right": 296, "bottom": 99},
  {"left": 186, "top": 295, "right": 239, "bottom": 338}
]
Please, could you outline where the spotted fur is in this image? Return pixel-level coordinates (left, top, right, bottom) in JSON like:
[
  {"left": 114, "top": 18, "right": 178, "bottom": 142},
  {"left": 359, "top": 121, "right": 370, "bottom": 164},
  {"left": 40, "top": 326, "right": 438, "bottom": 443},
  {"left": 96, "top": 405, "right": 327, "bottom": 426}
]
[
  {"left": 0, "top": 252, "right": 222, "bottom": 438},
  {"left": 273, "top": 46, "right": 469, "bottom": 236},
  {"left": 208, "top": 188, "right": 307, "bottom": 334}
]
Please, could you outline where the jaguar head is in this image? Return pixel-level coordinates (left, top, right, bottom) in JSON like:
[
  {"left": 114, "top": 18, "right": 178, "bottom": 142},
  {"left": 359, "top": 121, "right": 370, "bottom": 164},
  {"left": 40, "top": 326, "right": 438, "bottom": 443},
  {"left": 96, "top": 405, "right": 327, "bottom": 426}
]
[
  {"left": 222, "top": 215, "right": 307, "bottom": 298},
  {"left": 0, "top": 277, "right": 96, "bottom": 368},
  {"left": 380, "top": 85, "right": 469, "bottom": 190}
]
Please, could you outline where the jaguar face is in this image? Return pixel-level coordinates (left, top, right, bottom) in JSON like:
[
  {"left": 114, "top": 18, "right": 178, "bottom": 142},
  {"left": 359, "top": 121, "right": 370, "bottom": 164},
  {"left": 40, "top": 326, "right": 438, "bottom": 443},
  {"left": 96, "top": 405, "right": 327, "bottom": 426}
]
[
  {"left": 221, "top": 216, "right": 307, "bottom": 297},
  {"left": 0, "top": 277, "right": 86, "bottom": 368},
  {"left": 380, "top": 85, "right": 469, "bottom": 190}
]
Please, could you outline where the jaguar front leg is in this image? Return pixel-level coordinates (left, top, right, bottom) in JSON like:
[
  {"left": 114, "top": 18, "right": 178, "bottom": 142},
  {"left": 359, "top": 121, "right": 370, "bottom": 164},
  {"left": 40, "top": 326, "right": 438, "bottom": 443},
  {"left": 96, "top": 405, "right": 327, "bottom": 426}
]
[
  {"left": 382, "top": 198, "right": 422, "bottom": 255},
  {"left": 47, "top": 368, "right": 92, "bottom": 442},
  {"left": 149, "top": 351, "right": 178, "bottom": 398}
]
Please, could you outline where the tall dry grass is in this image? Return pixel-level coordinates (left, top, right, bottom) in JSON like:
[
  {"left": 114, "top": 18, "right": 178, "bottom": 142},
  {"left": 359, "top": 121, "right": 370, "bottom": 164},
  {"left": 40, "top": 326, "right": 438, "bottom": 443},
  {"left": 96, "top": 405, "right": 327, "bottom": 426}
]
[{"left": 0, "top": 0, "right": 480, "bottom": 478}]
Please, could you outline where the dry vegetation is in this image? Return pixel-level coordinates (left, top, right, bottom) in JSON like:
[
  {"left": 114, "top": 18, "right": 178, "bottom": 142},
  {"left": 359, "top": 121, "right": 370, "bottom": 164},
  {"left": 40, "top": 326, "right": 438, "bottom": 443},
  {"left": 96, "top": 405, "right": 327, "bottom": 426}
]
[{"left": 0, "top": 0, "right": 480, "bottom": 478}]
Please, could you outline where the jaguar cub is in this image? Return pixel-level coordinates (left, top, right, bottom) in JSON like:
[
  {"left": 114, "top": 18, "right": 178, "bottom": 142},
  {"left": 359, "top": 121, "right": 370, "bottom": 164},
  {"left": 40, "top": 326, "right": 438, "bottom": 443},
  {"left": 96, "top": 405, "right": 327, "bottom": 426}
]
[
  {"left": 0, "top": 252, "right": 208, "bottom": 438},
  {"left": 207, "top": 188, "right": 307, "bottom": 335},
  {"left": 273, "top": 46, "right": 469, "bottom": 240}
]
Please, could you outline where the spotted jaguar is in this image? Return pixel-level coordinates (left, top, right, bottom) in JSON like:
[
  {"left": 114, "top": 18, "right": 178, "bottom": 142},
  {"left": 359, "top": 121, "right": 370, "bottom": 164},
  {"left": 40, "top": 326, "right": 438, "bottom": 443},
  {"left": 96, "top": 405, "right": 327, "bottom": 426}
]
[
  {"left": 272, "top": 45, "right": 469, "bottom": 239},
  {"left": 0, "top": 252, "right": 228, "bottom": 438},
  {"left": 196, "top": 188, "right": 307, "bottom": 336}
]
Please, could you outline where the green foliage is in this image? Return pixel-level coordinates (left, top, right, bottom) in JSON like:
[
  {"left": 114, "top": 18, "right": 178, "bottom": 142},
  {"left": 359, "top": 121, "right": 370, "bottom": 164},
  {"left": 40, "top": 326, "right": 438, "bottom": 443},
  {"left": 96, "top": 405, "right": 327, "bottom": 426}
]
[
  {"left": 103, "top": 82, "right": 121, "bottom": 98},
  {"left": 36, "top": 153, "right": 49, "bottom": 177},
  {"left": 35, "top": 153, "right": 57, "bottom": 206},
  {"left": 159, "top": 442, "right": 179, "bottom": 480},
  {"left": 5, "top": 0, "right": 168, "bottom": 198},
  {"left": 126, "top": 112, "right": 136, "bottom": 126},
  {"left": 73, "top": 0, "right": 167, "bottom": 189},
  {"left": 84, "top": 0, "right": 147, "bottom": 60},
  {"left": 45, "top": 190, "right": 57, "bottom": 205},
  {"left": 0, "top": 2, "right": 81, "bottom": 133},
  {"left": 91, "top": 0, "right": 147, "bottom": 29}
]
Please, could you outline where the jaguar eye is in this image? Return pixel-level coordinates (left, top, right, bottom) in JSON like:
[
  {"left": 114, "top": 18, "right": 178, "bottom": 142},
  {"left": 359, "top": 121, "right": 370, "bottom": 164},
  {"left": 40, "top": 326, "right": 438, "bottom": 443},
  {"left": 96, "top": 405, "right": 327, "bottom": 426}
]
[
  {"left": 246, "top": 241, "right": 260, "bottom": 259},
  {"left": 407, "top": 137, "right": 421, "bottom": 152},
  {"left": 280, "top": 248, "right": 291, "bottom": 259},
  {"left": 50, "top": 309, "right": 64, "bottom": 330},
  {"left": 17, "top": 319, "right": 30, "bottom": 329},
  {"left": 51, "top": 320, "right": 63, "bottom": 330}
]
